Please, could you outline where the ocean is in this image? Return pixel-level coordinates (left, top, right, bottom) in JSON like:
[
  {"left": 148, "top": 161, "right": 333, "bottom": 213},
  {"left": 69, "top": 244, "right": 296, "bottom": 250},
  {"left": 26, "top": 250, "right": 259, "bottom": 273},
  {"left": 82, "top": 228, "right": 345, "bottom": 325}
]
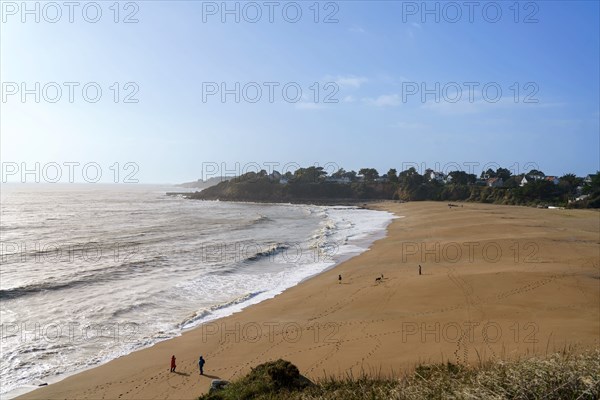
[{"left": 0, "top": 184, "right": 394, "bottom": 397}]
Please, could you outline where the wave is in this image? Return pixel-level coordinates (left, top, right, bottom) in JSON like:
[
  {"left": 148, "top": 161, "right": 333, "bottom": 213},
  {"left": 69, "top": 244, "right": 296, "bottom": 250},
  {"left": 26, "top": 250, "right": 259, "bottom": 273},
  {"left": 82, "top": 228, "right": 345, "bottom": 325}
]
[
  {"left": 0, "top": 281, "right": 80, "bottom": 300},
  {"left": 253, "top": 214, "right": 273, "bottom": 224},
  {"left": 211, "top": 243, "right": 291, "bottom": 275},
  {"left": 0, "top": 256, "right": 167, "bottom": 300},
  {"left": 245, "top": 243, "right": 289, "bottom": 262},
  {"left": 111, "top": 301, "right": 157, "bottom": 318},
  {"left": 179, "top": 291, "right": 264, "bottom": 329},
  {"left": 308, "top": 213, "right": 338, "bottom": 249}
]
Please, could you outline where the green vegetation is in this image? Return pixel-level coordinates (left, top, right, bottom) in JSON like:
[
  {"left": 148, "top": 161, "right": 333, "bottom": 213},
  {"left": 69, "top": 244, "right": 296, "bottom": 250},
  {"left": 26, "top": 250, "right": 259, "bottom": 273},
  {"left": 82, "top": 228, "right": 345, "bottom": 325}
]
[
  {"left": 189, "top": 167, "right": 600, "bottom": 208},
  {"left": 200, "top": 350, "right": 600, "bottom": 400},
  {"left": 200, "top": 359, "right": 312, "bottom": 400}
]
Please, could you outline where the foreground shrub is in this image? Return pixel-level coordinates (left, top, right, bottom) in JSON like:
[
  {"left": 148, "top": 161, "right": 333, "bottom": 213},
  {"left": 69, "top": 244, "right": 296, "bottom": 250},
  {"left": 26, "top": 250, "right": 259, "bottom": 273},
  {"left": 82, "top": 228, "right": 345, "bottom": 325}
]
[
  {"left": 200, "top": 349, "right": 600, "bottom": 400},
  {"left": 200, "top": 359, "right": 312, "bottom": 400}
]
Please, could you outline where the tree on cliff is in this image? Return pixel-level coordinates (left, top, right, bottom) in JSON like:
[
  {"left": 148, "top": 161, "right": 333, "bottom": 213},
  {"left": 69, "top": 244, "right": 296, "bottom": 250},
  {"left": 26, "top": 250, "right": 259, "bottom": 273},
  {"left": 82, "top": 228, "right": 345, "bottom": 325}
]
[
  {"left": 359, "top": 168, "right": 379, "bottom": 182},
  {"left": 293, "top": 167, "right": 327, "bottom": 183},
  {"left": 448, "top": 171, "right": 476, "bottom": 185},
  {"left": 387, "top": 168, "right": 399, "bottom": 183}
]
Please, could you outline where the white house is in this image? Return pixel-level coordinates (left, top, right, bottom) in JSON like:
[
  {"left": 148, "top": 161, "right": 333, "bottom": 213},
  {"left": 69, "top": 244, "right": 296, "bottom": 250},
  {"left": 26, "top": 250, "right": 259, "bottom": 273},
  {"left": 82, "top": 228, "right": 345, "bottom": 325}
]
[
  {"left": 521, "top": 174, "right": 550, "bottom": 186},
  {"left": 429, "top": 171, "right": 447, "bottom": 183}
]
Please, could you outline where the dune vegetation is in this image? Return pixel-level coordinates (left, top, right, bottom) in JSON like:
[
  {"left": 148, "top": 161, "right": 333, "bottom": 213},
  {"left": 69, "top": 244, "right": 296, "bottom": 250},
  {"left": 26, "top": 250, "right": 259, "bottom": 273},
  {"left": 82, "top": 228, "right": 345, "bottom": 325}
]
[{"left": 200, "top": 349, "right": 600, "bottom": 400}]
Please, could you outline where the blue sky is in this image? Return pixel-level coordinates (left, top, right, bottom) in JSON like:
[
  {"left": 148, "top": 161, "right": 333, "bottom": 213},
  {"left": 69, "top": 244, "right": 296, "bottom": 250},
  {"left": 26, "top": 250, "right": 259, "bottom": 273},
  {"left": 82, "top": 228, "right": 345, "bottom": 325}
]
[{"left": 1, "top": 1, "right": 599, "bottom": 183}]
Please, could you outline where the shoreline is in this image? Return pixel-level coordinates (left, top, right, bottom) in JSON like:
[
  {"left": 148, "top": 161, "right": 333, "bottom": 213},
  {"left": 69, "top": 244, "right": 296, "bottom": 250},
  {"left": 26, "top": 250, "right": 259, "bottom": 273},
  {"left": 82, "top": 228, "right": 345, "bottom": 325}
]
[
  {"left": 7, "top": 202, "right": 394, "bottom": 399},
  {"left": 170, "top": 193, "right": 395, "bottom": 207},
  {"left": 16, "top": 201, "right": 600, "bottom": 399}
]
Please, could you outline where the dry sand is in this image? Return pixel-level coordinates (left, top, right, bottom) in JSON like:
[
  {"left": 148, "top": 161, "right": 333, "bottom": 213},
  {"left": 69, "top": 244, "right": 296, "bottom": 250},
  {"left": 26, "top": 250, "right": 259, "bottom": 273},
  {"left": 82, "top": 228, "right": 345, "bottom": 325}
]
[{"left": 18, "top": 202, "right": 600, "bottom": 399}]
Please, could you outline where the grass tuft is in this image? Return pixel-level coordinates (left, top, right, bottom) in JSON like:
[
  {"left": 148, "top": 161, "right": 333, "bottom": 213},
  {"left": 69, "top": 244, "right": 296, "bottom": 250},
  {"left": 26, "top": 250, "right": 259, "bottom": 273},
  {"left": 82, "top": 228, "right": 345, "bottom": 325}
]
[{"left": 199, "top": 349, "right": 600, "bottom": 400}]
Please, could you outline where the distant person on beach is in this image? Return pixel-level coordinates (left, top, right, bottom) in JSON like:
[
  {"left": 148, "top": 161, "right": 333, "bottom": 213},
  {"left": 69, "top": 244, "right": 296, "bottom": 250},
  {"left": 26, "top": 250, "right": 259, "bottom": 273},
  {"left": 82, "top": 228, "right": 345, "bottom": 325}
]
[
  {"left": 170, "top": 355, "right": 176, "bottom": 372},
  {"left": 419, "top": 265, "right": 422, "bottom": 275},
  {"left": 338, "top": 274, "right": 342, "bottom": 284},
  {"left": 199, "top": 355, "right": 205, "bottom": 375}
]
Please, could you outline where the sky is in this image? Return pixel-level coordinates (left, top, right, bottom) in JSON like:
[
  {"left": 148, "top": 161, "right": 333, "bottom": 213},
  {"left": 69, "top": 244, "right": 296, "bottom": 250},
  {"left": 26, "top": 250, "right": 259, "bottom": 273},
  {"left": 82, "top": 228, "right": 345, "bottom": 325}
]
[{"left": 1, "top": 0, "right": 599, "bottom": 183}]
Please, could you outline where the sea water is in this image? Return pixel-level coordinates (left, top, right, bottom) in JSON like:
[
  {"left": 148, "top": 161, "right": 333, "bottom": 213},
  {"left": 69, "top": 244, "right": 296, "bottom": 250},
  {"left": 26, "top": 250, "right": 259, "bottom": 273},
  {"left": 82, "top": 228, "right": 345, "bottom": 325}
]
[{"left": 0, "top": 184, "right": 394, "bottom": 397}]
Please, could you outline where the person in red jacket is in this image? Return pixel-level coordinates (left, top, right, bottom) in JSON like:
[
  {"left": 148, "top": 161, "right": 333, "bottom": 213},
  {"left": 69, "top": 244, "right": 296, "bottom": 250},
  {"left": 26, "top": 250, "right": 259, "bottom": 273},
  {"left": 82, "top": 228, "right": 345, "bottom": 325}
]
[{"left": 170, "top": 355, "right": 176, "bottom": 372}]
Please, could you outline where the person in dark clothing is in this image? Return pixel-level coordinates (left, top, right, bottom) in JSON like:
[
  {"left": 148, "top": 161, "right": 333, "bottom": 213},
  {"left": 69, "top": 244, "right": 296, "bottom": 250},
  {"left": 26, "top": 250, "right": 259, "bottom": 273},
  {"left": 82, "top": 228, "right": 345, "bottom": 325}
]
[
  {"left": 199, "top": 355, "right": 205, "bottom": 375},
  {"left": 338, "top": 274, "right": 342, "bottom": 284},
  {"left": 419, "top": 265, "right": 422, "bottom": 275},
  {"left": 170, "top": 355, "right": 176, "bottom": 372}
]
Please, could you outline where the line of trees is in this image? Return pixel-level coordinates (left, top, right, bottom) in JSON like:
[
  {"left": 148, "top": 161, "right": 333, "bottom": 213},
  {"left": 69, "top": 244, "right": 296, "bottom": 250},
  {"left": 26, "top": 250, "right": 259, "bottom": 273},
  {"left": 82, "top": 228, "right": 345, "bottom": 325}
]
[{"left": 194, "top": 166, "right": 600, "bottom": 208}]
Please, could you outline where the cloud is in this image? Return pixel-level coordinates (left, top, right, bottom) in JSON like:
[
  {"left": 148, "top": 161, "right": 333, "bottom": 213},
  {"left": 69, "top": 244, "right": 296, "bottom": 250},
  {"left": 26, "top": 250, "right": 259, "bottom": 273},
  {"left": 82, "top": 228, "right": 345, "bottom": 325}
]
[
  {"left": 364, "top": 94, "right": 401, "bottom": 107},
  {"left": 343, "top": 95, "right": 356, "bottom": 103},
  {"left": 334, "top": 75, "right": 368, "bottom": 89}
]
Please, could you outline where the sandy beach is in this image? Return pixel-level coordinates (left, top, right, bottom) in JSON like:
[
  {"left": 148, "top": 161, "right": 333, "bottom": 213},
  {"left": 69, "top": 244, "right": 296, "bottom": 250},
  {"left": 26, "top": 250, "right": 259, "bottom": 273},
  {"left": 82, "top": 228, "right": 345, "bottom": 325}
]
[{"left": 18, "top": 201, "right": 600, "bottom": 400}]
